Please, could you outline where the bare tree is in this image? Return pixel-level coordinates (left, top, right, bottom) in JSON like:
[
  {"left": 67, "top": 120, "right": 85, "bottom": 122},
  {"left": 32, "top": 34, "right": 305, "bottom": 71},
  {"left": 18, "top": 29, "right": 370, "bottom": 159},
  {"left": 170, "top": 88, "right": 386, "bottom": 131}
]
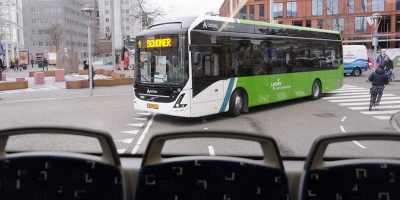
[
  {"left": 47, "top": 23, "right": 63, "bottom": 51},
  {"left": 130, "top": 0, "right": 168, "bottom": 29},
  {"left": 318, "top": 0, "right": 357, "bottom": 35}
]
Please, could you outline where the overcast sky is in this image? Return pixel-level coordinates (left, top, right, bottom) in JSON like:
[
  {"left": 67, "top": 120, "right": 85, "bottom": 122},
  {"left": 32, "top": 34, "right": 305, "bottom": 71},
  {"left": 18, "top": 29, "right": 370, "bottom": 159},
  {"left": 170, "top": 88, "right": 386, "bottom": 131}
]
[{"left": 150, "top": 0, "right": 224, "bottom": 18}]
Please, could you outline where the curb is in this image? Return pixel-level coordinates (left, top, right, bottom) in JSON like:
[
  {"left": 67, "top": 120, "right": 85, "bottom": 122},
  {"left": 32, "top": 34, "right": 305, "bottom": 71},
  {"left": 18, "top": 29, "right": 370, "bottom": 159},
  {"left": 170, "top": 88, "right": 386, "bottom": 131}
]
[{"left": 390, "top": 111, "right": 400, "bottom": 133}]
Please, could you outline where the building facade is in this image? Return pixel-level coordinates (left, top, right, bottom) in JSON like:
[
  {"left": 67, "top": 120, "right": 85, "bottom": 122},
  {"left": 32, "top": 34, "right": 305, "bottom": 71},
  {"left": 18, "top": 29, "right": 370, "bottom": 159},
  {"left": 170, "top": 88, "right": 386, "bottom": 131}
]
[
  {"left": 97, "top": 0, "right": 131, "bottom": 49},
  {"left": 0, "top": 0, "right": 24, "bottom": 67},
  {"left": 219, "top": 0, "right": 400, "bottom": 48},
  {"left": 22, "top": 0, "right": 97, "bottom": 62}
]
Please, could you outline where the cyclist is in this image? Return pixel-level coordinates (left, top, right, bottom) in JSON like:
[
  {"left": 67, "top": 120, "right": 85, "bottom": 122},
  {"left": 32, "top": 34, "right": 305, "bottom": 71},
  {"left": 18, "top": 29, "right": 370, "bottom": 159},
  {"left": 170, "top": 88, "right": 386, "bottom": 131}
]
[
  {"left": 383, "top": 55, "right": 393, "bottom": 79},
  {"left": 368, "top": 67, "right": 389, "bottom": 106}
]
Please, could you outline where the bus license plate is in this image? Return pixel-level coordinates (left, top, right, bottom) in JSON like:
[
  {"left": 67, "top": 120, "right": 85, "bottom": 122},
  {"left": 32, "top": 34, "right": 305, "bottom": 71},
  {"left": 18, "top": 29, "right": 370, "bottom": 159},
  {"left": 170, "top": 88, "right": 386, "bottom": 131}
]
[{"left": 147, "top": 103, "right": 159, "bottom": 109}]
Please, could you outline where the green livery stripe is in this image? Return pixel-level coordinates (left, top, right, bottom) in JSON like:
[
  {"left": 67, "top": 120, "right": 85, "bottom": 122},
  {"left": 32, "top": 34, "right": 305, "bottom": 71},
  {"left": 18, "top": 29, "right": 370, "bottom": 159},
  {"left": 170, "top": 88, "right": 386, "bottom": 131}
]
[{"left": 219, "top": 78, "right": 236, "bottom": 113}]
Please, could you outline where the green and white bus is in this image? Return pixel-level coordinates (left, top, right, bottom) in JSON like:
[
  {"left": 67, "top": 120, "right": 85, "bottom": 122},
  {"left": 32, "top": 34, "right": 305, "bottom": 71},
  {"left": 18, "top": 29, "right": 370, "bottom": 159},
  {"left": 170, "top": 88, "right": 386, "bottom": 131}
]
[{"left": 133, "top": 15, "right": 344, "bottom": 117}]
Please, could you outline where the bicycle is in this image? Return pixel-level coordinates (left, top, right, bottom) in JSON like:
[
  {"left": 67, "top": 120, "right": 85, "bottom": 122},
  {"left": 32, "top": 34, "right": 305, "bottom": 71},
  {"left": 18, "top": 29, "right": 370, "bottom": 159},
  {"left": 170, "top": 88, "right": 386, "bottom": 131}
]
[
  {"left": 386, "top": 70, "right": 395, "bottom": 85},
  {"left": 369, "top": 86, "right": 380, "bottom": 111},
  {"left": 1, "top": 66, "right": 9, "bottom": 73}
]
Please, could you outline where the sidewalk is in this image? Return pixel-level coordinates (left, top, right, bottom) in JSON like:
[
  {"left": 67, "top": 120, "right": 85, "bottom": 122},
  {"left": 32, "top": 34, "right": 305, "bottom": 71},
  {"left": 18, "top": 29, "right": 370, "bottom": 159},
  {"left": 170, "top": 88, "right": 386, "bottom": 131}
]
[
  {"left": 0, "top": 64, "right": 134, "bottom": 93},
  {"left": 3, "top": 64, "right": 134, "bottom": 79}
]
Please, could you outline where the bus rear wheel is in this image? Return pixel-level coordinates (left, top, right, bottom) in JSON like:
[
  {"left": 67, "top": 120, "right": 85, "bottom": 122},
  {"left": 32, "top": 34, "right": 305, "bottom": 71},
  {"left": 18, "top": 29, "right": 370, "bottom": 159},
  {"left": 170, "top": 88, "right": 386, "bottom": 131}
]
[
  {"left": 228, "top": 90, "right": 243, "bottom": 117},
  {"left": 311, "top": 80, "right": 321, "bottom": 100}
]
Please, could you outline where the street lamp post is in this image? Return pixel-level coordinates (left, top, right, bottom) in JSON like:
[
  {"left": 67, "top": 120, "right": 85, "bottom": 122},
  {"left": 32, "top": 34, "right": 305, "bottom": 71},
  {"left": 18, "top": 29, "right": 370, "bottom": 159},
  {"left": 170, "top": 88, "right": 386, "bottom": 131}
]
[
  {"left": 82, "top": 4, "right": 95, "bottom": 96},
  {"left": 270, "top": 0, "right": 274, "bottom": 23},
  {"left": 371, "top": 13, "right": 382, "bottom": 69}
]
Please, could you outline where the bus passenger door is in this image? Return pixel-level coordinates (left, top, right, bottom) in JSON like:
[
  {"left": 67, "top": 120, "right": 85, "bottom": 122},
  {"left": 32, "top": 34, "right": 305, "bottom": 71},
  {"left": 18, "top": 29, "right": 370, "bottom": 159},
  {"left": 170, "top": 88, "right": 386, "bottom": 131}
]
[{"left": 192, "top": 47, "right": 223, "bottom": 104}]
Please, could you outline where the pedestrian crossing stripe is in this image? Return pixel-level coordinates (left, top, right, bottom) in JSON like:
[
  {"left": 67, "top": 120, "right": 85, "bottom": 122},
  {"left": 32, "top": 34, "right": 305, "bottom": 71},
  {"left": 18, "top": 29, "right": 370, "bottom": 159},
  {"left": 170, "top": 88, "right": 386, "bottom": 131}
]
[
  {"left": 329, "top": 97, "right": 400, "bottom": 103},
  {"left": 323, "top": 94, "right": 395, "bottom": 100},
  {"left": 323, "top": 85, "right": 400, "bottom": 120}
]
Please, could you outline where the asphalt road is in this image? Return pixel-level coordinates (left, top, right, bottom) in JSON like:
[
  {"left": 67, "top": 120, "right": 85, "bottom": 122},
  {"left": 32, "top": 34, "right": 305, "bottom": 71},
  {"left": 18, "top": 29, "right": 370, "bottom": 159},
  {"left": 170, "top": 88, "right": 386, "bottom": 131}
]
[{"left": 1, "top": 67, "right": 400, "bottom": 158}]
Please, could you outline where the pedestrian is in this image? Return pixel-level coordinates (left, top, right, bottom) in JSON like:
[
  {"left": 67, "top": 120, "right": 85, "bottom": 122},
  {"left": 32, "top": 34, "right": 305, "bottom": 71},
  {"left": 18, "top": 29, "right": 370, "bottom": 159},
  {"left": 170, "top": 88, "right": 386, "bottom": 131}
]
[
  {"left": 367, "top": 58, "right": 371, "bottom": 70},
  {"left": 383, "top": 55, "right": 393, "bottom": 78},
  {"left": 376, "top": 49, "right": 386, "bottom": 67},
  {"left": 42, "top": 57, "right": 48, "bottom": 71},
  {"left": 0, "top": 58, "right": 3, "bottom": 72},
  {"left": 31, "top": 59, "right": 34, "bottom": 68},
  {"left": 11, "top": 58, "right": 15, "bottom": 69},
  {"left": 84, "top": 60, "right": 89, "bottom": 70},
  {"left": 88, "top": 64, "right": 96, "bottom": 88},
  {"left": 368, "top": 66, "right": 389, "bottom": 106},
  {"left": 14, "top": 58, "right": 20, "bottom": 72}
]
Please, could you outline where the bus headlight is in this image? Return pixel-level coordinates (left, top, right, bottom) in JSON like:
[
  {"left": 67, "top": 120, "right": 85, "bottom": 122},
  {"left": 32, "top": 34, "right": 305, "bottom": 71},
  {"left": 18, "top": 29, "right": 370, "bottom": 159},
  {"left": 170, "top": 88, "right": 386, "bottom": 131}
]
[{"left": 173, "top": 94, "right": 187, "bottom": 108}]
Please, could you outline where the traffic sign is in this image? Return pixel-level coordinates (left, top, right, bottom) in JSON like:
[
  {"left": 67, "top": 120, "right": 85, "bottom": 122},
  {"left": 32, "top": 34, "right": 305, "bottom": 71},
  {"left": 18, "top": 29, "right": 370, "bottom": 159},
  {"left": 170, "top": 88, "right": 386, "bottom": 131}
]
[{"left": 0, "top": 45, "right": 3, "bottom": 56}]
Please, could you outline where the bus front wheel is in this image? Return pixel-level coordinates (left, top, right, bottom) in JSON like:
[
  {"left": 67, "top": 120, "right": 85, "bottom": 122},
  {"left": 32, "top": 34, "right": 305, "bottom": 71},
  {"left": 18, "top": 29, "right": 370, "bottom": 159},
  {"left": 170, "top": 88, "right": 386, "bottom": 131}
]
[
  {"left": 311, "top": 80, "right": 322, "bottom": 100},
  {"left": 229, "top": 90, "right": 243, "bottom": 117},
  {"left": 352, "top": 68, "right": 361, "bottom": 76}
]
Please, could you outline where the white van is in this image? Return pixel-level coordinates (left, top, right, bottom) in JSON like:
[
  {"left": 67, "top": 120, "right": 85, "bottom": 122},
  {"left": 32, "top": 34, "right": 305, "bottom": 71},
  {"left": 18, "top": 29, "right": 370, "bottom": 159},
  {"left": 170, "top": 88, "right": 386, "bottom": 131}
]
[{"left": 343, "top": 45, "right": 368, "bottom": 76}]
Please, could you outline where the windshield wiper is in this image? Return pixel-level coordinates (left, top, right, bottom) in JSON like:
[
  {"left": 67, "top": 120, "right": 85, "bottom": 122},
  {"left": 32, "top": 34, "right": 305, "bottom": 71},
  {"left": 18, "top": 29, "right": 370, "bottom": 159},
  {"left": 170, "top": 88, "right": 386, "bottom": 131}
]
[
  {"left": 152, "top": 77, "right": 174, "bottom": 92},
  {"left": 140, "top": 74, "right": 150, "bottom": 82},
  {"left": 140, "top": 75, "right": 174, "bottom": 93}
]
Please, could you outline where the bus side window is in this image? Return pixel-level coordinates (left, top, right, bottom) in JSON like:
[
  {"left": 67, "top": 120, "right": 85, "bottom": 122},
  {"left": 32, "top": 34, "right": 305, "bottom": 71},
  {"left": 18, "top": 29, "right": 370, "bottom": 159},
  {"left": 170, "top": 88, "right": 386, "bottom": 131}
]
[
  {"left": 192, "top": 52, "right": 203, "bottom": 78},
  {"left": 212, "top": 54, "right": 219, "bottom": 76},
  {"left": 193, "top": 52, "right": 201, "bottom": 65},
  {"left": 204, "top": 54, "right": 212, "bottom": 76}
]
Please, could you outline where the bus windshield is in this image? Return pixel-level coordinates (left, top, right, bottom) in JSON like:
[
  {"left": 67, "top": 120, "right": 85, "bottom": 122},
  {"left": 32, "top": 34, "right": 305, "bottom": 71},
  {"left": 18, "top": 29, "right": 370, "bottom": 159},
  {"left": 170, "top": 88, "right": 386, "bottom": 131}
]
[{"left": 134, "top": 35, "right": 188, "bottom": 86}]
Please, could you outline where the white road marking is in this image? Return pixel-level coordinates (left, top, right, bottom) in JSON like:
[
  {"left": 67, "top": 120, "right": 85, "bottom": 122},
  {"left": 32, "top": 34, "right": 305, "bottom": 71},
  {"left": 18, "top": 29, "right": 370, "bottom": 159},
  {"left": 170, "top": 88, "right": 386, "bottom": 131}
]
[
  {"left": 334, "top": 92, "right": 370, "bottom": 96},
  {"left": 329, "top": 96, "right": 400, "bottom": 103},
  {"left": 328, "top": 90, "right": 370, "bottom": 94},
  {"left": 127, "top": 123, "right": 144, "bottom": 127},
  {"left": 37, "top": 88, "right": 52, "bottom": 91},
  {"left": 323, "top": 94, "right": 395, "bottom": 100},
  {"left": 208, "top": 146, "right": 215, "bottom": 156},
  {"left": 349, "top": 105, "right": 400, "bottom": 110},
  {"left": 337, "top": 88, "right": 367, "bottom": 91},
  {"left": 340, "top": 126, "right": 366, "bottom": 149},
  {"left": 341, "top": 116, "right": 346, "bottom": 122},
  {"left": 138, "top": 112, "right": 151, "bottom": 115},
  {"left": 137, "top": 135, "right": 145, "bottom": 145},
  {"left": 117, "top": 149, "right": 126, "bottom": 154},
  {"left": 117, "top": 139, "right": 133, "bottom": 144},
  {"left": 329, "top": 98, "right": 370, "bottom": 103},
  {"left": 352, "top": 141, "right": 367, "bottom": 149},
  {"left": 131, "top": 145, "right": 140, "bottom": 154},
  {"left": 121, "top": 130, "right": 139, "bottom": 134},
  {"left": 204, "top": 128, "right": 208, "bottom": 130},
  {"left": 339, "top": 101, "right": 400, "bottom": 106},
  {"left": 374, "top": 116, "right": 391, "bottom": 120},
  {"left": 133, "top": 118, "right": 147, "bottom": 120},
  {"left": 340, "top": 126, "right": 346, "bottom": 132},
  {"left": 341, "top": 85, "right": 360, "bottom": 88},
  {"left": 361, "top": 110, "right": 400, "bottom": 115},
  {"left": 131, "top": 113, "right": 156, "bottom": 154}
]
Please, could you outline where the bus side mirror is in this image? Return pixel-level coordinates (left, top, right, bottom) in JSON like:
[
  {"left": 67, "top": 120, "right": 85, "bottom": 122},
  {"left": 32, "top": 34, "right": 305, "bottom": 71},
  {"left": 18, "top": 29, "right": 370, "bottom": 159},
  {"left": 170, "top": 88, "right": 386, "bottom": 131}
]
[{"left": 193, "top": 52, "right": 201, "bottom": 65}]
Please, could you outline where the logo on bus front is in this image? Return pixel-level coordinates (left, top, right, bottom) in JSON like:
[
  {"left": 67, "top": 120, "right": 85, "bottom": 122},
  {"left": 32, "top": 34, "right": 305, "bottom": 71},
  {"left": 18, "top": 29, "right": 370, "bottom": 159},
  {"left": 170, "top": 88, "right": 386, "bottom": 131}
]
[
  {"left": 147, "top": 89, "right": 157, "bottom": 94},
  {"left": 203, "top": 22, "right": 219, "bottom": 29},
  {"left": 271, "top": 78, "right": 291, "bottom": 91}
]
